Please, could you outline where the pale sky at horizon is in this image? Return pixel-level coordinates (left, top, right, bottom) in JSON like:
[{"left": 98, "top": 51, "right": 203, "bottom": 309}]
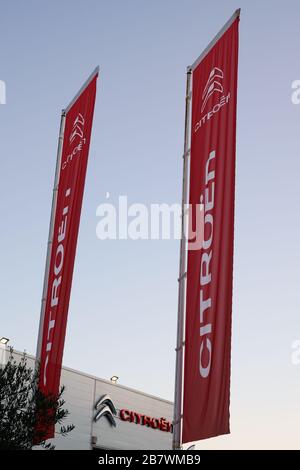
[{"left": 1, "top": 0, "right": 300, "bottom": 449}]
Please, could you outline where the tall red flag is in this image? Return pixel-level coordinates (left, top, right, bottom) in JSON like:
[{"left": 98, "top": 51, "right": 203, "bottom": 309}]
[
  {"left": 36, "top": 68, "right": 99, "bottom": 437},
  {"left": 182, "top": 13, "right": 239, "bottom": 444}
]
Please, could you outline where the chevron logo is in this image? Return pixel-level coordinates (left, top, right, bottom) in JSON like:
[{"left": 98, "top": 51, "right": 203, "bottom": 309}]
[
  {"left": 94, "top": 394, "right": 117, "bottom": 427},
  {"left": 201, "top": 67, "right": 224, "bottom": 112},
  {"left": 69, "top": 113, "right": 85, "bottom": 144}
]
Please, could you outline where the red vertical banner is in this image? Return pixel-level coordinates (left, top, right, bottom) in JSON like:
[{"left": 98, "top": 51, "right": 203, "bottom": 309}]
[
  {"left": 182, "top": 13, "right": 239, "bottom": 444},
  {"left": 36, "top": 69, "right": 99, "bottom": 436}
]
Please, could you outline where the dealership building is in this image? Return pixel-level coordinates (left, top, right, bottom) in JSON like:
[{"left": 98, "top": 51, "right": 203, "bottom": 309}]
[{"left": 0, "top": 344, "right": 173, "bottom": 450}]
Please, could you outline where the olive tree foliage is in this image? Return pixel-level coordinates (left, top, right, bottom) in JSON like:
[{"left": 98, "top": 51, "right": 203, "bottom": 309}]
[{"left": 0, "top": 349, "right": 74, "bottom": 450}]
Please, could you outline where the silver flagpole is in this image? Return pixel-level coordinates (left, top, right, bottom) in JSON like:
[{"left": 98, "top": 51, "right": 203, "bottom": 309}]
[
  {"left": 173, "top": 66, "right": 192, "bottom": 450},
  {"left": 172, "top": 9, "right": 240, "bottom": 448},
  {"left": 36, "top": 110, "right": 66, "bottom": 363}
]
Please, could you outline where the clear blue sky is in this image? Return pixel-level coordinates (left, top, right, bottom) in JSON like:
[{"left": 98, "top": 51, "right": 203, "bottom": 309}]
[{"left": 1, "top": 0, "right": 300, "bottom": 448}]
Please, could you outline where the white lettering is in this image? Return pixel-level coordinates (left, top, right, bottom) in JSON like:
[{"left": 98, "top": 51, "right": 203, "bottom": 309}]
[
  {"left": 194, "top": 93, "right": 231, "bottom": 132},
  {"left": 199, "top": 338, "right": 212, "bottom": 378},
  {"left": 43, "top": 189, "right": 71, "bottom": 386},
  {"left": 199, "top": 150, "right": 216, "bottom": 378}
]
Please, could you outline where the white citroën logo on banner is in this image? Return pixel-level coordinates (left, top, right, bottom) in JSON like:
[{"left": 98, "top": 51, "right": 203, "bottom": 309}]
[
  {"left": 201, "top": 67, "right": 224, "bottom": 112},
  {"left": 94, "top": 394, "right": 117, "bottom": 427},
  {"left": 62, "top": 112, "right": 86, "bottom": 170},
  {"left": 194, "top": 66, "right": 230, "bottom": 133}
]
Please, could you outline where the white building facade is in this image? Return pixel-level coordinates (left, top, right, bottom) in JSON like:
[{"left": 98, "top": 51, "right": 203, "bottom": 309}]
[{"left": 0, "top": 345, "right": 173, "bottom": 450}]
